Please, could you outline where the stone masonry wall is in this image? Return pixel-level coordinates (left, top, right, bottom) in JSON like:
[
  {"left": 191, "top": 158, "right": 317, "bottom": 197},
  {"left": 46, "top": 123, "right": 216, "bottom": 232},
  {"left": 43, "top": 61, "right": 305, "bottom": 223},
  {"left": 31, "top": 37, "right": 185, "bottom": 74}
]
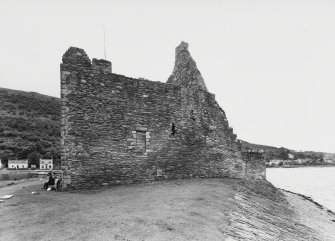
[
  {"left": 167, "top": 42, "right": 208, "bottom": 91},
  {"left": 61, "top": 44, "right": 250, "bottom": 189},
  {"left": 241, "top": 150, "right": 266, "bottom": 179}
]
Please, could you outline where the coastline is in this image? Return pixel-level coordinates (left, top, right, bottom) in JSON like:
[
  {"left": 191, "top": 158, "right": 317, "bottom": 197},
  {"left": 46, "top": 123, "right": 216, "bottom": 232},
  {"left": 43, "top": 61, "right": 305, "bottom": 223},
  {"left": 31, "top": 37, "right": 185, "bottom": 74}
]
[
  {"left": 280, "top": 188, "right": 335, "bottom": 215},
  {"left": 282, "top": 189, "right": 335, "bottom": 241},
  {"left": 267, "top": 164, "right": 335, "bottom": 169},
  {"left": 266, "top": 166, "right": 335, "bottom": 213}
]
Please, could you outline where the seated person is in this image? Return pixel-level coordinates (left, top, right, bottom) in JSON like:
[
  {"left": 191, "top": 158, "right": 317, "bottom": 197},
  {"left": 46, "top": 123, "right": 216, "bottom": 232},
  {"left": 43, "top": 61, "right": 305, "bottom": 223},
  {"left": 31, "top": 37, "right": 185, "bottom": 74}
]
[{"left": 43, "top": 170, "right": 55, "bottom": 190}]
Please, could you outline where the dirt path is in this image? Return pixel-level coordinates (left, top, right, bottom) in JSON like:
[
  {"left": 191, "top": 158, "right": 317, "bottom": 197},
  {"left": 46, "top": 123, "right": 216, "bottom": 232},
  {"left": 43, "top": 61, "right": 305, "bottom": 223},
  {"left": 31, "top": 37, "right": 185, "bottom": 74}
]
[
  {"left": 0, "top": 178, "right": 41, "bottom": 189},
  {"left": 0, "top": 178, "right": 334, "bottom": 241}
]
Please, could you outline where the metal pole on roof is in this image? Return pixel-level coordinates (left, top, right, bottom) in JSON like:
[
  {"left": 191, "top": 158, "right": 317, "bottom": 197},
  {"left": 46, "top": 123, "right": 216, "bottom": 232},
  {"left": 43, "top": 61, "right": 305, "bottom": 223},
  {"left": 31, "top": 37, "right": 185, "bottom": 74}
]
[{"left": 103, "top": 26, "right": 107, "bottom": 60}]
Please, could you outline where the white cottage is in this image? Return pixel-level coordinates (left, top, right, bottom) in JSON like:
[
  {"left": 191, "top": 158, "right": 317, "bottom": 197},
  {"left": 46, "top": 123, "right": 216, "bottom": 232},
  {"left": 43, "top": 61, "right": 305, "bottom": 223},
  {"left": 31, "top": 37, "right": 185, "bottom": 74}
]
[
  {"left": 40, "top": 159, "right": 53, "bottom": 170},
  {"left": 8, "top": 160, "right": 28, "bottom": 169},
  {"left": 268, "top": 159, "right": 283, "bottom": 166},
  {"left": 288, "top": 153, "right": 295, "bottom": 159}
]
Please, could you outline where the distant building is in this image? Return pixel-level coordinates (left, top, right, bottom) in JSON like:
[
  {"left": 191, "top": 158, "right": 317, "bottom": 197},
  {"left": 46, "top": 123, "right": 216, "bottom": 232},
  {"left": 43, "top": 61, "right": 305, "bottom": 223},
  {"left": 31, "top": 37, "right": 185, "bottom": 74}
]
[
  {"left": 324, "top": 159, "right": 334, "bottom": 164},
  {"left": 40, "top": 159, "right": 53, "bottom": 170},
  {"left": 288, "top": 153, "right": 294, "bottom": 159},
  {"left": 295, "top": 159, "right": 302, "bottom": 164},
  {"left": 296, "top": 159, "right": 310, "bottom": 164},
  {"left": 268, "top": 160, "right": 282, "bottom": 166},
  {"left": 8, "top": 160, "right": 28, "bottom": 169},
  {"left": 283, "top": 160, "right": 296, "bottom": 166}
]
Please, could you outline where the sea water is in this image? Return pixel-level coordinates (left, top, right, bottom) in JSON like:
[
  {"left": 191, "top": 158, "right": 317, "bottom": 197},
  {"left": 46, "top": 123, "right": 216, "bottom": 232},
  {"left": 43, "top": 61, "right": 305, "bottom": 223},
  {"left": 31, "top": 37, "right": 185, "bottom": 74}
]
[{"left": 266, "top": 166, "right": 335, "bottom": 212}]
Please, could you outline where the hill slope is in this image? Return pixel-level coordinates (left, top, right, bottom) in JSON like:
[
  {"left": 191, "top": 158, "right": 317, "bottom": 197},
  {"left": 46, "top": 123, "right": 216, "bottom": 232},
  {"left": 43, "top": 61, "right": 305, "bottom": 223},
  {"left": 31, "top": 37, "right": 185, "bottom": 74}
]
[
  {"left": 240, "top": 140, "right": 330, "bottom": 162},
  {"left": 0, "top": 87, "right": 60, "bottom": 161}
]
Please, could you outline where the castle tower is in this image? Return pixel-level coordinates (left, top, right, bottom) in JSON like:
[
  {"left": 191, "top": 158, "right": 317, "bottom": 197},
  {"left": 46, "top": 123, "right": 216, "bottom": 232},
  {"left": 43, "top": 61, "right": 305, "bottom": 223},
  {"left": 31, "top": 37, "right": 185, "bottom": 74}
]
[{"left": 167, "top": 42, "right": 208, "bottom": 92}]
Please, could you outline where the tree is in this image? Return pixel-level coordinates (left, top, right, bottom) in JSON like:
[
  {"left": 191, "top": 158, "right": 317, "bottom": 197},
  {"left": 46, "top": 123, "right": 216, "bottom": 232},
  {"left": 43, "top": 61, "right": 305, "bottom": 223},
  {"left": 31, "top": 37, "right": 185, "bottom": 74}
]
[
  {"left": 278, "top": 148, "right": 289, "bottom": 160},
  {"left": 0, "top": 155, "right": 9, "bottom": 168},
  {"left": 18, "top": 148, "right": 30, "bottom": 159},
  {"left": 44, "top": 152, "right": 52, "bottom": 159},
  {"left": 0, "top": 150, "right": 12, "bottom": 168},
  {"left": 27, "top": 152, "right": 41, "bottom": 168}
]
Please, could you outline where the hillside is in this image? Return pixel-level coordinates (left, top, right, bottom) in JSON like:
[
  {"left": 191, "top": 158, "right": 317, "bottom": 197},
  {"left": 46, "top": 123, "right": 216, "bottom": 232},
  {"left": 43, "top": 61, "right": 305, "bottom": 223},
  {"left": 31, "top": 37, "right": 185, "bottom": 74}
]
[
  {"left": 0, "top": 87, "right": 333, "bottom": 164},
  {"left": 240, "top": 140, "right": 331, "bottom": 163},
  {"left": 0, "top": 87, "right": 61, "bottom": 162}
]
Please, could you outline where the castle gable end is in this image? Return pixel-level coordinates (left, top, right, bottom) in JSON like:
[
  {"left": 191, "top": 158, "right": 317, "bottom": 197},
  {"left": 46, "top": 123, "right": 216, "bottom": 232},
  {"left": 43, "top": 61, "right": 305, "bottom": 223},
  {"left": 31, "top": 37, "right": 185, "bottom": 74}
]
[{"left": 167, "top": 42, "right": 208, "bottom": 92}]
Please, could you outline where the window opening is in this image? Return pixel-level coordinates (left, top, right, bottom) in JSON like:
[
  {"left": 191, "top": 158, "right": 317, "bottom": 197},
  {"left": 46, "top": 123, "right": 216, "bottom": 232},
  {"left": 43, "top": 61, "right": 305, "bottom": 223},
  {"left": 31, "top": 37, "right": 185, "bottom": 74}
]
[
  {"left": 136, "top": 131, "right": 146, "bottom": 153},
  {"left": 171, "top": 123, "right": 176, "bottom": 135}
]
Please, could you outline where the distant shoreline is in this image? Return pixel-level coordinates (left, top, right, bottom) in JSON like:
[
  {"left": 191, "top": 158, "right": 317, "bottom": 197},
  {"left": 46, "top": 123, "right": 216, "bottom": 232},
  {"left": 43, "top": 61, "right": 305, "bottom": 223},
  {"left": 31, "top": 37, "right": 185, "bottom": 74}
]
[
  {"left": 280, "top": 188, "right": 335, "bottom": 215},
  {"left": 267, "top": 164, "right": 335, "bottom": 169}
]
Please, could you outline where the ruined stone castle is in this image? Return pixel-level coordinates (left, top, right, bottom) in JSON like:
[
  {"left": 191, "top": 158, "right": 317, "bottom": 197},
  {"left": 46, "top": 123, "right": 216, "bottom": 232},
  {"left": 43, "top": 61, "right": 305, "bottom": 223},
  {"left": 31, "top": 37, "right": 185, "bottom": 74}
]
[{"left": 60, "top": 42, "right": 265, "bottom": 189}]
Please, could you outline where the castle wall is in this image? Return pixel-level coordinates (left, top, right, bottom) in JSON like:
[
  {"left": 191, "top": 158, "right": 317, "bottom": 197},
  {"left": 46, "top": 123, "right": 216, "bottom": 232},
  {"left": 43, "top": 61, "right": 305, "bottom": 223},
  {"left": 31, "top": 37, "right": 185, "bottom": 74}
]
[
  {"left": 241, "top": 151, "right": 266, "bottom": 179},
  {"left": 60, "top": 48, "right": 246, "bottom": 189}
]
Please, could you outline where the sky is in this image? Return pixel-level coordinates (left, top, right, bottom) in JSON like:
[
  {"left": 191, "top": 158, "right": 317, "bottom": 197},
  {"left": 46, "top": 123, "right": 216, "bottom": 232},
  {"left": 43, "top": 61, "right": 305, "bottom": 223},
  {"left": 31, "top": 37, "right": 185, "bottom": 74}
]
[{"left": 0, "top": 0, "right": 334, "bottom": 153}]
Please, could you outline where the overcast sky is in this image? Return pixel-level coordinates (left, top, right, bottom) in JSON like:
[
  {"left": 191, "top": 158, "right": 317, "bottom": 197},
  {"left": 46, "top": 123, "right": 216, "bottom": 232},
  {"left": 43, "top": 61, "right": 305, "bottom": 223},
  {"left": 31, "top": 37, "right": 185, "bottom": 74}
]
[{"left": 0, "top": 0, "right": 334, "bottom": 153}]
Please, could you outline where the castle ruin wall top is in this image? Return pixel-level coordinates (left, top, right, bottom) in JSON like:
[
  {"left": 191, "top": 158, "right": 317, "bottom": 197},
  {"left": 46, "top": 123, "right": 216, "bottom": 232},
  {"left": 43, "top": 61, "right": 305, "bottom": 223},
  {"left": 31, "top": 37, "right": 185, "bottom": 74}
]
[
  {"left": 167, "top": 42, "right": 208, "bottom": 92},
  {"left": 62, "top": 47, "right": 91, "bottom": 67},
  {"left": 92, "top": 58, "right": 112, "bottom": 73}
]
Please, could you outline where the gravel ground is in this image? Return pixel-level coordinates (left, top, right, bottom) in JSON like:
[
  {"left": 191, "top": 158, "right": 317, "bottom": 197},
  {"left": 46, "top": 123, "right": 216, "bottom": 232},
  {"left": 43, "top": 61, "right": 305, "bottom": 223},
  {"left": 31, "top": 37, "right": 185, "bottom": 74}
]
[{"left": 0, "top": 178, "right": 334, "bottom": 241}]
